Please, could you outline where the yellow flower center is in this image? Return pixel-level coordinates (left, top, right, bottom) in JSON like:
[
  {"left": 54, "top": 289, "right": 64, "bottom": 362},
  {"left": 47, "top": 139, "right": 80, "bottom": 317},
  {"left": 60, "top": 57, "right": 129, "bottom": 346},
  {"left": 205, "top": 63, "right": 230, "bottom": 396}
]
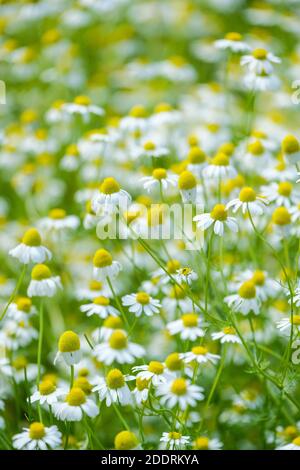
[
  {"left": 283, "top": 426, "right": 297, "bottom": 438},
  {"left": 109, "top": 330, "right": 128, "bottom": 350},
  {"left": 16, "top": 297, "right": 32, "bottom": 312},
  {"left": 12, "top": 356, "right": 28, "bottom": 370},
  {"left": 182, "top": 313, "right": 198, "bottom": 327},
  {"left": 292, "top": 437, "right": 300, "bottom": 447},
  {"left": 136, "top": 376, "right": 149, "bottom": 391},
  {"left": 100, "top": 177, "right": 120, "bottom": 195},
  {"left": 66, "top": 387, "right": 86, "bottom": 406},
  {"left": 247, "top": 140, "right": 264, "bottom": 155},
  {"left": 252, "top": 48, "right": 268, "bottom": 60},
  {"left": 152, "top": 168, "right": 167, "bottom": 180},
  {"left": 282, "top": 135, "right": 299, "bottom": 154},
  {"left": 239, "top": 187, "right": 256, "bottom": 202},
  {"left": 148, "top": 361, "right": 164, "bottom": 375},
  {"left": 93, "top": 296, "right": 110, "bottom": 306},
  {"left": 93, "top": 249, "right": 113, "bottom": 267},
  {"left": 89, "top": 280, "right": 103, "bottom": 290},
  {"left": 29, "top": 422, "right": 45, "bottom": 440},
  {"left": 178, "top": 171, "right": 197, "bottom": 190},
  {"left": 165, "top": 353, "right": 182, "bottom": 371},
  {"left": 129, "top": 105, "right": 146, "bottom": 118},
  {"left": 106, "top": 369, "right": 125, "bottom": 389},
  {"left": 74, "top": 95, "right": 91, "bottom": 106},
  {"left": 292, "top": 315, "right": 300, "bottom": 325},
  {"left": 210, "top": 204, "right": 227, "bottom": 221},
  {"left": 188, "top": 147, "right": 206, "bottom": 164},
  {"left": 39, "top": 380, "right": 56, "bottom": 395},
  {"left": 143, "top": 140, "right": 156, "bottom": 151},
  {"left": 211, "top": 153, "right": 229, "bottom": 166},
  {"left": 171, "top": 378, "right": 187, "bottom": 396},
  {"left": 73, "top": 377, "right": 92, "bottom": 394},
  {"left": 252, "top": 270, "right": 265, "bottom": 286},
  {"left": 114, "top": 431, "right": 138, "bottom": 450},
  {"left": 31, "top": 264, "right": 51, "bottom": 281},
  {"left": 181, "top": 267, "right": 192, "bottom": 276},
  {"left": 166, "top": 259, "right": 181, "bottom": 273},
  {"left": 225, "top": 32, "right": 242, "bottom": 41},
  {"left": 170, "top": 284, "right": 186, "bottom": 299},
  {"left": 78, "top": 368, "right": 89, "bottom": 377},
  {"left": 48, "top": 208, "right": 66, "bottom": 219},
  {"left": 155, "top": 102, "right": 172, "bottom": 113},
  {"left": 66, "top": 144, "right": 79, "bottom": 156},
  {"left": 194, "top": 436, "right": 209, "bottom": 450},
  {"left": 22, "top": 228, "right": 42, "bottom": 247},
  {"left": 58, "top": 330, "right": 80, "bottom": 352},
  {"left": 223, "top": 326, "right": 236, "bottom": 335},
  {"left": 104, "top": 316, "right": 123, "bottom": 329},
  {"left": 188, "top": 134, "right": 198, "bottom": 146},
  {"left": 191, "top": 346, "right": 208, "bottom": 355},
  {"left": 238, "top": 281, "right": 256, "bottom": 299},
  {"left": 272, "top": 206, "right": 291, "bottom": 226},
  {"left": 278, "top": 182, "right": 292, "bottom": 197},
  {"left": 136, "top": 291, "right": 150, "bottom": 305},
  {"left": 168, "top": 432, "right": 181, "bottom": 440}
]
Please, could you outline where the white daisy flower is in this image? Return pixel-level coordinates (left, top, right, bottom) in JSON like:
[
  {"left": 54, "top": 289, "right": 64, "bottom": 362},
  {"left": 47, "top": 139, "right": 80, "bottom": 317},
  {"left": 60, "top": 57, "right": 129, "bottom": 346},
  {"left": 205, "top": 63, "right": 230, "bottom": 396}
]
[
  {"left": 203, "top": 153, "right": 237, "bottom": 180},
  {"left": 13, "top": 422, "right": 62, "bottom": 450},
  {"left": 62, "top": 95, "right": 104, "bottom": 120},
  {"left": 30, "top": 380, "right": 66, "bottom": 406},
  {"left": 282, "top": 135, "right": 300, "bottom": 165},
  {"left": 186, "top": 146, "right": 207, "bottom": 177},
  {"left": 160, "top": 431, "right": 190, "bottom": 450},
  {"left": 178, "top": 171, "right": 198, "bottom": 204},
  {"left": 132, "top": 361, "right": 173, "bottom": 386},
  {"left": 93, "top": 330, "right": 145, "bottom": 365},
  {"left": 194, "top": 204, "right": 238, "bottom": 237},
  {"left": 120, "top": 105, "right": 148, "bottom": 133},
  {"left": 140, "top": 168, "right": 177, "bottom": 193},
  {"left": 38, "top": 208, "right": 80, "bottom": 232},
  {"left": 167, "top": 313, "right": 206, "bottom": 341},
  {"left": 136, "top": 140, "right": 169, "bottom": 159},
  {"left": 0, "top": 319, "right": 38, "bottom": 350},
  {"left": 193, "top": 436, "right": 223, "bottom": 450},
  {"left": 6, "top": 296, "right": 36, "bottom": 321},
  {"left": 92, "top": 316, "right": 124, "bottom": 342},
  {"left": 215, "top": 32, "right": 250, "bottom": 53},
  {"left": 244, "top": 71, "right": 280, "bottom": 91},
  {"left": 241, "top": 48, "right": 281, "bottom": 74},
  {"left": 122, "top": 291, "right": 161, "bottom": 317},
  {"left": 175, "top": 267, "right": 198, "bottom": 285},
  {"left": 157, "top": 377, "right": 204, "bottom": 410},
  {"left": 261, "top": 181, "right": 299, "bottom": 208},
  {"left": 277, "top": 436, "right": 300, "bottom": 450},
  {"left": 226, "top": 187, "right": 267, "bottom": 215},
  {"left": 52, "top": 387, "right": 99, "bottom": 422},
  {"left": 54, "top": 331, "right": 82, "bottom": 366},
  {"left": 225, "top": 281, "right": 261, "bottom": 315},
  {"left": 212, "top": 326, "right": 241, "bottom": 344},
  {"left": 92, "top": 369, "right": 132, "bottom": 407},
  {"left": 27, "top": 264, "right": 62, "bottom": 298},
  {"left": 60, "top": 144, "right": 80, "bottom": 171},
  {"left": 233, "top": 269, "right": 279, "bottom": 301},
  {"left": 132, "top": 376, "right": 150, "bottom": 405},
  {"left": 183, "top": 345, "right": 220, "bottom": 365},
  {"left": 93, "top": 249, "right": 122, "bottom": 281},
  {"left": 91, "top": 177, "right": 131, "bottom": 215},
  {"left": 80, "top": 296, "right": 119, "bottom": 319},
  {"left": 9, "top": 228, "right": 52, "bottom": 264},
  {"left": 75, "top": 279, "right": 110, "bottom": 301},
  {"left": 276, "top": 315, "right": 300, "bottom": 335}
]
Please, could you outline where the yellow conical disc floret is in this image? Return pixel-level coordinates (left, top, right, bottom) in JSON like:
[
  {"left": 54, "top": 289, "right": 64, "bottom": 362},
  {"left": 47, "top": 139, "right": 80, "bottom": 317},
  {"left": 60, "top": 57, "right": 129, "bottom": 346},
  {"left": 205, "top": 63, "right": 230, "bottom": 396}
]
[
  {"left": 239, "top": 187, "right": 256, "bottom": 202},
  {"left": 165, "top": 353, "right": 182, "bottom": 371},
  {"left": 178, "top": 171, "right": 197, "bottom": 190},
  {"left": 39, "top": 380, "right": 56, "bottom": 396},
  {"left": 210, "top": 204, "right": 227, "bottom": 221},
  {"left": 225, "top": 32, "right": 242, "bottom": 41},
  {"left": 152, "top": 168, "right": 167, "bottom": 180},
  {"left": 238, "top": 281, "right": 256, "bottom": 299},
  {"left": 58, "top": 331, "right": 80, "bottom": 353},
  {"left": 22, "top": 228, "right": 42, "bottom": 247},
  {"left": 109, "top": 330, "right": 128, "bottom": 350},
  {"left": 171, "top": 378, "right": 187, "bottom": 395},
  {"left": 188, "top": 147, "right": 206, "bottom": 164},
  {"left": 129, "top": 105, "right": 146, "bottom": 118},
  {"left": 114, "top": 431, "right": 138, "bottom": 450},
  {"left": 182, "top": 313, "right": 198, "bottom": 327},
  {"left": 29, "top": 422, "right": 45, "bottom": 440},
  {"left": 16, "top": 297, "right": 32, "bottom": 312},
  {"left": 74, "top": 95, "right": 91, "bottom": 106},
  {"left": 93, "top": 249, "right": 112, "bottom": 268},
  {"left": 282, "top": 135, "right": 299, "bottom": 154},
  {"left": 211, "top": 153, "right": 229, "bottom": 166},
  {"left": 136, "top": 292, "right": 150, "bottom": 304},
  {"left": 100, "top": 177, "right": 120, "bottom": 195},
  {"left": 93, "top": 296, "right": 110, "bottom": 306},
  {"left": 252, "top": 48, "right": 268, "bottom": 60},
  {"left": 103, "top": 316, "right": 123, "bottom": 329},
  {"left": 31, "top": 264, "right": 51, "bottom": 280},
  {"left": 194, "top": 436, "right": 209, "bottom": 450},
  {"left": 66, "top": 387, "right": 86, "bottom": 406},
  {"left": 73, "top": 377, "right": 92, "bottom": 394},
  {"left": 148, "top": 361, "right": 164, "bottom": 375},
  {"left": 272, "top": 206, "right": 291, "bottom": 226},
  {"left": 106, "top": 369, "right": 125, "bottom": 389},
  {"left": 48, "top": 208, "right": 66, "bottom": 219}
]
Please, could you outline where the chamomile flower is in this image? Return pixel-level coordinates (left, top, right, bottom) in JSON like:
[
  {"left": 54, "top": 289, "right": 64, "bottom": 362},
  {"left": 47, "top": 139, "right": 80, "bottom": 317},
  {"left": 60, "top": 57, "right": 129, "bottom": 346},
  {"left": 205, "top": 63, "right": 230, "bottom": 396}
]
[
  {"left": 137, "top": 140, "right": 169, "bottom": 159},
  {"left": 93, "top": 249, "right": 122, "bottom": 281},
  {"left": 193, "top": 436, "right": 223, "bottom": 450},
  {"left": 282, "top": 135, "right": 300, "bottom": 164},
  {"left": 167, "top": 313, "right": 205, "bottom": 341},
  {"left": 212, "top": 326, "right": 241, "bottom": 344},
  {"left": 122, "top": 291, "right": 161, "bottom": 317},
  {"left": 194, "top": 204, "right": 238, "bottom": 236},
  {"left": 175, "top": 267, "right": 198, "bottom": 285},
  {"left": 76, "top": 279, "right": 110, "bottom": 301},
  {"left": 271, "top": 206, "right": 291, "bottom": 234},
  {"left": 93, "top": 330, "right": 145, "bottom": 365},
  {"left": 39, "top": 208, "right": 80, "bottom": 232},
  {"left": 187, "top": 146, "right": 207, "bottom": 176},
  {"left": 9, "top": 228, "right": 52, "bottom": 264},
  {"left": 62, "top": 95, "right": 104, "bottom": 120},
  {"left": 30, "top": 380, "right": 66, "bottom": 406},
  {"left": 244, "top": 71, "right": 280, "bottom": 92},
  {"left": 54, "top": 330, "right": 82, "bottom": 366},
  {"left": 261, "top": 182, "right": 299, "bottom": 208},
  {"left": 241, "top": 48, "right": 281, "bottom": 74},
  {"left": 53, "top": 387, "right": 99, "bottom": 422},
  {"left": 215, "top": 32, "right": 250, "bottom": 53},
  {"left": 92, "top": 177, "right": 131, "bottom": 215},
  {"left": 27, "top": 264, "right": 62, "bottom": 298},
  {"left": 277, "top": 436, "right": 300, "bottom": 450},
  {"left": 183, "top": 346, "right": 220, "bottom": 365},
  {"left": 156, "top": 377, "right": 204, "bottom": 410},
  {"left": 160, "top": 431, "right": 190, "bottom": 450},
  {"left": 7, "top": 296, "right": 36, "bottom": 321},
  {"left": 226, "top": 187, "right": 267, "bottom": 215},
  {"left": 92, "top": 316, "right": 124, "bottom": 342},
  {"left": 80, "top": 296, "right": 119, "bottom": 319},
  {"left": 140, "top": 168, "right": 178, "bottom": 193},
  {"left": 13, "top": 423, "right": 62, "bottom": 450},
  {"left": 92, "top": 369, "right": 132, "bottom": 406},
  {"left": 132, "top": 361, "right": 172, "bottom": 386},
  {"left": 203, "top": 153, "right": 237, "bottom": 180},
  {"left": 132, "top": 376, "right": 150, "bottom": 405},
  {"left": 120, "top": 105, "right": 148, "bottom": 133},
  {"left": 178, "top": 170, "right": 198, "bottom": 203},
  {"left": 225, "top": 281, "right": 261, "bottom": 315},
  {"left": 114, "top": 431, "right": 139, "bottom": 450},
  {"left": 276, "top": 315, "right": 300, "bottom": 335}
]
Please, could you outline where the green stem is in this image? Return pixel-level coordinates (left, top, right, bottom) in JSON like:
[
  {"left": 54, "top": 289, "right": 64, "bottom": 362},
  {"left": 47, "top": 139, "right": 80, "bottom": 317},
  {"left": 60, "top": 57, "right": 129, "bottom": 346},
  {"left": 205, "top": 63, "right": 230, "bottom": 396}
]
[
  {"left": 37, "top": 300, "right": 44, "bottom": 385},
  {"left": 0, "top": 264, "right": 26, "bottom": 322}
]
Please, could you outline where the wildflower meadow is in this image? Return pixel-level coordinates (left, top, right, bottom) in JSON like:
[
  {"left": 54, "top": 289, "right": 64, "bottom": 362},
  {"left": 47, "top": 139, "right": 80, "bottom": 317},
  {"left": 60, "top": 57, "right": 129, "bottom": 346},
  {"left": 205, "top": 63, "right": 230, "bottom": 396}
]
[{"left": 1, "top": 0, "right": 300, "bottom": 453}]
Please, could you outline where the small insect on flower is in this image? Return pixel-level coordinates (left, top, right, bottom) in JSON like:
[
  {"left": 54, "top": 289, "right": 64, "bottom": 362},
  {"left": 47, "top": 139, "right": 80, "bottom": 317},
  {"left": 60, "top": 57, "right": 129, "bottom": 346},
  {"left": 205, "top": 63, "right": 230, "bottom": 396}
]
[
  {"left": 182, "top": 345, "right": 220, "bottom": 365},
  {"left": 52, "top": 387, "right": 99, "bottom": 422},
  {"left": 160, "top": 431, "right": 190, "bottom": 450},
  {"left": 9, "top": 228, "right": 52, "bottom": 264},
  {"left": 93, "top": 248, "right": 122, "bottom": 281},
  {"left": 167, "top": 313, "right": 206, "bottom": 341},
  {"left": 194, "top": 204, "right": 238, "bottom": 236},
  {"left": 175, "top": 267, "right": 198, "bottom": 285},
  {"left": 122, "top": 291, "right": 161, "bottom": 317},
  {"left": 92, "top": 368, "right": 132, "bottom": 406},
  {"left": 225, "top": 280, "right": 261, "bottom": 315},
  {"left": 54, "top": 330, "right": 82, "bottom": 366},
  {"left": 27, "top": 264, "right": 62, "bottom": 298},
  {"left": 93, "top": 330, "right": 145, "bottom": 365},
  {"left": 13, "top": 422, "right": 62, "bottom": 450},
  {"left": 80, "top": 296, "right": 120, "bottom": 319},
  {"left": 211, "top": 326, "right": 241, "bottom": 344},
  {"left": 156, "top": 377, "right": 204, "bottom": 410}
]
